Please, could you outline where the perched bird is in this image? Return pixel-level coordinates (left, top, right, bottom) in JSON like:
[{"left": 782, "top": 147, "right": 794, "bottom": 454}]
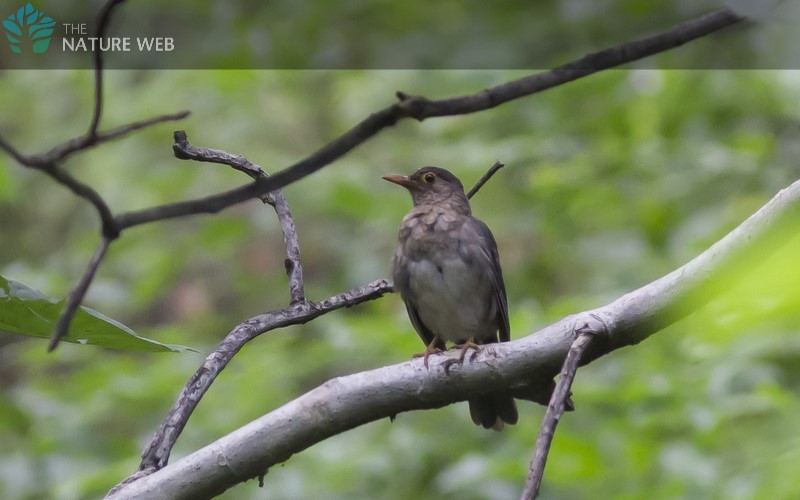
[{"left": 384, "top": 166, "right": 518, "bottom": 430}]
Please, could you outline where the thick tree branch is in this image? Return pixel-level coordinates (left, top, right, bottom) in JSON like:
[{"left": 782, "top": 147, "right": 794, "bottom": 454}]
[
  {"left": 108, "top": 176, "right": 800, "bottom": 499},
  {"left": 113, "top": 8, "right": 743, "bottom": 230}
]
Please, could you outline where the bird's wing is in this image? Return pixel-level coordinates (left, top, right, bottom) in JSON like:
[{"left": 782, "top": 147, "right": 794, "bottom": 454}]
[
  {"left": 459, "top": 217, "right": 510, "bottom": 342},
  {"left": 404, "top": 300, "right": 443, "bottom": 349},
  {"left": 392, "top": 254, "right": 443, "bottom": 349}
]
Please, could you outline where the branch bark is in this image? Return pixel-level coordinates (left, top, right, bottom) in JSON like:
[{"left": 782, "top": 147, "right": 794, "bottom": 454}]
[{"left": 107, "top": 178, "right": 800, "bottom": 499}]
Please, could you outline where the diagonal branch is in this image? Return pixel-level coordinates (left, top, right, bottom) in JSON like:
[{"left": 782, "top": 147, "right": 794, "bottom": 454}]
[
  {"left": 108, "top": 176, "right": 800, "bottom": 499},
  {"left": 136, "top": 279, "right": 392, "bottom": 472},
  {"left": 521, "top": 328, "right": 596, "bottom": 499},
  {"left": 113, "top": 8, "right": 743, "bottom": 230},
  {"left": 48, "top": 236, "right": 114, "bottom": 351},
  {"left": 0, "top": 134, "right": 30, "bottom": 165},
  {"left": 45, "top": 111, "right": 191, "bottom": 163},
  {"left": 467, "top": 161, "right": 505, "bottom": 199}
]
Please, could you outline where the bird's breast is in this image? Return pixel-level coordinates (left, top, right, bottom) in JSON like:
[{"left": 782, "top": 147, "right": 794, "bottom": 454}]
[
  {"left": 402, "top": 246, "right": 495, "bottom": 344},
  {"left": 399, "top": 207, "right": 462, "bottom": 260}
]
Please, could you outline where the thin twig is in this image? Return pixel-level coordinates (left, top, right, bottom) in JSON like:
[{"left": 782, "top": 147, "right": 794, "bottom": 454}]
[
  {"left": 48, "top": 236, "right": 114, "bottom": 351},
  {"left": 172, "top": 131, "right": 305, "bottom": 303},
  {"left": 137, "top": 278, "right": 392, "bottom": 471},
  {"left": 271, "top": 191, "right": 305, "bottom": 303},
  {"left": 521, "top": 327, "right": 596, "bottom": 499},
  {"left": 88, "top": 0, "right": 128, "bottom": 139},
  {"left": 45, "top": 111, "right": 191, "bottom": 162},
  {"left": 0, "top": 134, "right": 31, "bottom": 165},
  {"left": 113, "top": 8, "right": 743, "bottom": 230},
  {"left": 467, "top": 161, "right": 505, "bottom": 199}
]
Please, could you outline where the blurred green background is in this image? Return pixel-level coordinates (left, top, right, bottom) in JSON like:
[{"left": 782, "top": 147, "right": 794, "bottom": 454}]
[{"left": 2, "top": 68, "right": 800, "bottom": 500}]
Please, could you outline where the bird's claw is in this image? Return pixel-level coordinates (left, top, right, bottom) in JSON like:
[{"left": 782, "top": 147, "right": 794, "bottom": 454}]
[
  {"left": 455, "top": 339, "right": 481, "bottom": 363},
  {"left": 440, "top": 341, "right": 482, "bottom": 374},
  {"left": 412, "top": 347, "right": 443, "bottom": 369}
]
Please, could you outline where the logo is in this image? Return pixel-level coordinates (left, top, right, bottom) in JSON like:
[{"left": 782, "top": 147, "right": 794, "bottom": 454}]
[{"left": 3, "top": 3, "right": 55, "bottom": 54}]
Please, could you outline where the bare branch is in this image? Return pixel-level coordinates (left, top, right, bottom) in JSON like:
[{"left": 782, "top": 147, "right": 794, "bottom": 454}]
[
  {"left": 171, "top": 131, "right": 305, "bottom": 303},
  {"left": 172, "top": 130, "right": 264, "bottom": 178},
  {"left": 97, "top": 111, "right": 192, "bottom": 143},
  {"left": 521, "top": 327, "right": 596, "bottom": 500},
  {"left": 467, "top": 161, "right": 505, "bottom": 199},
  {"left": 0, "top": 134, "right": 31, "bottom": 165},
  {"left": 44, "top": 111, "right": 191, "bottom": 162},
  {"left": 109, "top": 176, "right": 800, "bottom": 499},
  {"left": 136, "top": 278, "right": 392, "bottom": 472},
  {"left": 398, "top": 10, "right": 745, "bottom": 119},
  {"left": 48, "top": 236, "right": 114, "bottom": 351},
  {"left": 88, "top": 0, "right": 127, "bottom": 138},
  {"left": 271, "top": 191, "right": 305, "bottom": 304},
  {"left": 114, "top": 8, "right": 743, "bottom": 230}
]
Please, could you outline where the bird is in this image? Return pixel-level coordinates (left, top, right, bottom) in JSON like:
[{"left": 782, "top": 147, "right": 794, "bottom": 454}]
[{"left": 384, "top": 166, "right": 518, "bottom": 430}]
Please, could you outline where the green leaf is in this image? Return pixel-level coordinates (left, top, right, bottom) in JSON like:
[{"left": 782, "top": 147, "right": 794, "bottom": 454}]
[{"left": 0, "top": 275, "right": 192, "bottom": 352}]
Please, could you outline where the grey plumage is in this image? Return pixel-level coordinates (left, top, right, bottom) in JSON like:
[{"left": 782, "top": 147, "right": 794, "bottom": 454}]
[{"left": 385, "top": 166, "right": 518, "bottom": 430}]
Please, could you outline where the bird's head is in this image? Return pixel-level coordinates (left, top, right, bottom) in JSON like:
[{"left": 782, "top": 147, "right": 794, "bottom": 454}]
[{"left": 383, "top": 166, "right": 468, "bottom": 208}]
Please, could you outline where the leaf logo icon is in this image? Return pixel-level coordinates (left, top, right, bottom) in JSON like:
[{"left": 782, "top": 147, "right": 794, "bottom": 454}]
[{"left": 3, "top": 2, "right": 56, "bottom": 54}]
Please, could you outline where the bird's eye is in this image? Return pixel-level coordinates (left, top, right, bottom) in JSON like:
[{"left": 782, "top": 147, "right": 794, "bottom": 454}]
[{"left": 423, "top": 173, "right": 436, "bottom": 183}]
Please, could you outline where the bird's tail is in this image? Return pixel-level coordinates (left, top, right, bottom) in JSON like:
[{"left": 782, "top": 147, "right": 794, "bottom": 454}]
[{"left": 469, "top": 394, "right": 518, "bottom": 431}]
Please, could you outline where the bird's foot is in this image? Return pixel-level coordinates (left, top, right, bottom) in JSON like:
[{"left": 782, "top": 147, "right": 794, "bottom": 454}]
[
  {"left": 454, "top": 339, "right": 481, "bottom": 363},
  {"left": 412, "top": 346, "right": 443, "bottom": 369},
  {"left": 441, "top": 339, "right": 482, "bottom": 374}
]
